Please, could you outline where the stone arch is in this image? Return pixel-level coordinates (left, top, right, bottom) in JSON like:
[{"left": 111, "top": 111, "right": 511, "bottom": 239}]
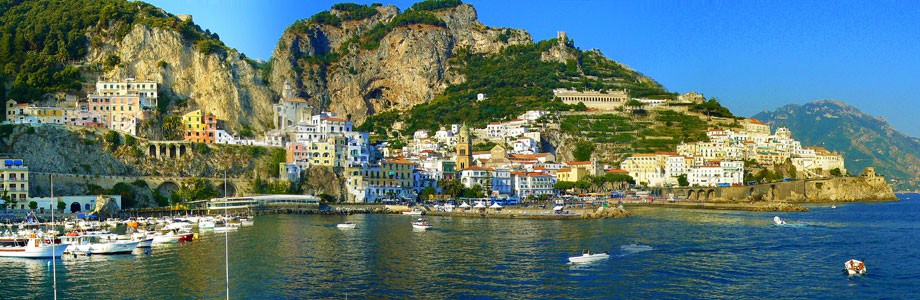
[
  {"left": 148, "top": 145, "right": 157, "bottom": 157},
  {"left": 169, "top": 145, "right": 177, "bottom": 158},
  {"left": 698, "top": 189, "right": 707, "bottom": 201},
  {"left": 707, "top": 189, "right": 715, "bottom": 201},
  {"left": 676, "top": 189, "right": 687, "bottom": 200},
  {"left": 157, "top": 181, "right": 180, "bottom": 198},
  {"left": 179, "top": 145, "right": 187, "bottom": 158},
  {"left": 688, "top": 190, "right": 696, "bottom": 201},
  {"left": 217, "top": 182, "right": 237, "bottom": 197},
  {"left": 70, "top": 202, "right": 81, "bottom": 213},
  {"left": 84, "top": 203, "right": 91, "bottom": 211}
]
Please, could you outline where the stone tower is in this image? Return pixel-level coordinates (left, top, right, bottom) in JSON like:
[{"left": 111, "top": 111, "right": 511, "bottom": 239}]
[
  {"left": 456, "top": 124, "right": 472, "bottom": 170},
  {"left": 282, "top": 79, "right": 294, "bottom": 99}
]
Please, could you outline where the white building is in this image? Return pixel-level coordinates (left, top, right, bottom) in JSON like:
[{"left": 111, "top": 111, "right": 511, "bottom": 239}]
[
  {"left": 274, "top": 97, "right": 312, "bottom": 130},
  {"left": 94, "top": 78, "right": 158, "bottom": 108},
  {"left": 512, "top": 171, "right": 556, "bottom": 198},
  {"left": 688, "top": 161, "right": 744, "bottom": 187},
  {"left": 459, "top": 166, "right": 494, "bottom": 189}
]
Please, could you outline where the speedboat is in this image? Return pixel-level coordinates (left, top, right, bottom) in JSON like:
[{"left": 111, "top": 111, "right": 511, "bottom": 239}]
[
  {"left": 845, "top": 259, "right": 867, "bottom": 275},
  {"left": 568, "top": 251, "right": 610, "bottom": 264},
  {"left": 337, "top": 222, "right": 357, "bottom": 229},
  {"left": 0, "top": 234, "right": 69, "bottom": 258},
  {"left": 831, "top": 205, "right": 837, "bottom": 209},
  {"left": 773, "top": 216, "right": 787, "bottom": 225},
  {"left": 411, "top": 219, "right": 432, "bottom": 230}
]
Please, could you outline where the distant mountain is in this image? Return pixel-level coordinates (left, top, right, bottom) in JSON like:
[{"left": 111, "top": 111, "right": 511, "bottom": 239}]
[{"left": 753, "top": 100, "right": 920, "bottom": 191}]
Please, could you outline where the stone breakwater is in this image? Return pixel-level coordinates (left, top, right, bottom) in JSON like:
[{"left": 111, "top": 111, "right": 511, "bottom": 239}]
[
  {"left": 627, "top": 201, "right": 809, "bottom": 212},
  {"left": 425, "top": 206, "right": 630, "bottom": 220}
]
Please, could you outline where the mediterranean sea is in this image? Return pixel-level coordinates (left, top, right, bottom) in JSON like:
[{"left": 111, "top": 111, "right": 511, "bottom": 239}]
[{"left": 2, "top": 194, "right": 918, "bottom": 299}]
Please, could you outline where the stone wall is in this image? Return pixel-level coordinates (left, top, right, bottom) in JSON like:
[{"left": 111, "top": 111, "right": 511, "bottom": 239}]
[{"left": 665, "top": 175, "right": 896, "bottom": 203}]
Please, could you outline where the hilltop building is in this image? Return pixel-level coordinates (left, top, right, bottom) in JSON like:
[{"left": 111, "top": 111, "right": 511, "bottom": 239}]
[{"left": 553, "top": 89, "right": 628, "bottom": 111}]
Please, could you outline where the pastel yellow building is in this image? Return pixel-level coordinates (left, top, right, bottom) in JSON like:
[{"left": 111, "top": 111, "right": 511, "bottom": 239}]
[{"left": 1, "top": 158, "right": 29, "bottom": 206}]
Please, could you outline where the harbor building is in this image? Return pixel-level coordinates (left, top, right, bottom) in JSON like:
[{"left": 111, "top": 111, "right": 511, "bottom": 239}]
[{"left": 0, "top": 158, "right": 29, "bottom": 205}]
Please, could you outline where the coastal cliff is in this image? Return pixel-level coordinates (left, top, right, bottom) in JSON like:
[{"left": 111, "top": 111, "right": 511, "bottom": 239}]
[
  {"left": 269, "top": 3, "right": 531, "bottom": 125},
  {"left": 89, "top": 24, "right": 276, "bottom": 133}
]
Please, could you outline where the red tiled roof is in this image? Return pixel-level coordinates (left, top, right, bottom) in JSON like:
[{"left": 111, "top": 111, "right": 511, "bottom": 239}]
[
  {"left": 566, "top": 161, "right": 591, "bottom": 165},
  {"left": 747, "top": 118, "right": 765, "bottom": 125},
  {"left": 605, "top": 169, "right": 628, "bottom": 174}
]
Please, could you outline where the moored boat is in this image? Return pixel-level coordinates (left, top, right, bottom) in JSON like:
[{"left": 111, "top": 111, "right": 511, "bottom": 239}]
[
  {"left": 568, "top": 251, "right": 610, "bottom": 264},
  {"left": 0, "top": 234, "right": 69, "bottom": 258},
  {"left": 403, "top": 209, "right": 424, "bottom": 216},
  {"left": 61, "top": 234, "right": 139, "bottom": 255}
]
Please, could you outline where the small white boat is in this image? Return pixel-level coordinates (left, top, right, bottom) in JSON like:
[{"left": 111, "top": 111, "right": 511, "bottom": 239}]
[
  {"left": 0, "top": 235, "right": 69, "bottom": 258},
  {"left": 411, "top": 219, "right": 432, "bottom": 230},
  {"left": 773, "top": 216, "right": 787, "bottom": 225},
  {"left": 63, "top": 234, "right": 139, "bottom": 255},
  {"left": 831, "top": 205, "right": 837, "bottom": 209},
  {"left": 845, "top": 259, "right": 867, "bottom": 275},
  {"left": 336, "top": 222, "right": 357, "bottom": 229},
  {"left": 568, "top": 251, "right": 610, "bottom": 264},
  {"left": 199, "top": 220, "right": 216, "bottom": 230},
  {"left": 403, "top": 209, "right": 423, "bottom": 216}
]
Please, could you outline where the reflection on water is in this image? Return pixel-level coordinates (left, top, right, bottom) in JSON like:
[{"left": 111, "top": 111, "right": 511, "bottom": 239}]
[{"left": 2, "top": 195, "right": 918, "bottom": 299}]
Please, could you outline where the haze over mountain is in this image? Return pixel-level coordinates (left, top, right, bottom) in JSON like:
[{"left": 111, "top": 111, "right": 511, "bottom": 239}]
[{"left": 754, "top": 100, "right": 920, "bottom": 191}]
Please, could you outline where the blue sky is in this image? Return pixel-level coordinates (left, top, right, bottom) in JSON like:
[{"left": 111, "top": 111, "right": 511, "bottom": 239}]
[{"left": 145, "top": 0, "right": 920, "bottom": 137}]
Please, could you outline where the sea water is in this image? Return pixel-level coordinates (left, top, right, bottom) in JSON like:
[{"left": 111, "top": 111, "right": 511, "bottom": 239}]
[{"left": 1, "top": 194, "right": 918, "bottom": 299}]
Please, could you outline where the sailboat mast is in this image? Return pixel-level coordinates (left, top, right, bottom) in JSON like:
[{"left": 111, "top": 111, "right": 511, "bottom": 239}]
[
  {"left": 224, "top": 171, "right": 229, "bottom": 300},
  {"left": 51, "top": 174, "right": 58, "bottom": 300}
]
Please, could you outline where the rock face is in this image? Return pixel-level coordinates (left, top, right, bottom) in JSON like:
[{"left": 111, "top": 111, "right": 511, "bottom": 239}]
[
  {"left": 88, "top": 24, "right": 276, "bottom": 133},
  {"left": 300, "top": 166, "right": 346, "bottom": 200},
  {"left": 92, "top": 195, "right": 121, "bottom": 217},
  {"left": 270, "top": 4, "right": 531, "bottom": 125}
]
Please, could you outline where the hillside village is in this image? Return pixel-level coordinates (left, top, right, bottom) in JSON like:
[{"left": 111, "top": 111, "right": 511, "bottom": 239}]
[{"left": 3, "top": 75, "right": 846, "bottom": 204}]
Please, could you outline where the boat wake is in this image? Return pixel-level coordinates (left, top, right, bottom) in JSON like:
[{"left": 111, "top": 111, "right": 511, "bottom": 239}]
[{"left": 620, "top": 244, "right": 653, "bottom": 255}]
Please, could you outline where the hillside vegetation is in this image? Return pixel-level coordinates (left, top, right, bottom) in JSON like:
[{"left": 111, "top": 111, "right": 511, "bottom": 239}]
[
  {"left": 0, "top": 0, "right": 228, "bottom": 103},
  {"left": 359, "top": 38, "right": 671, "bottom": 134}
]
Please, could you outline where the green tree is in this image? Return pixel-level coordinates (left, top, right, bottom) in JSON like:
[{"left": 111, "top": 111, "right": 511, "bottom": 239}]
[
  {"left": 830, "top": 168, "right": 842, "bottom": 177},
  {"left": 554, "top": 181, "right": 575, "bottom": 194},
  {"left": 677, "top": 174, "right": 689, "bottom": 187},
  {"left": 438, "top": 178, "right": 464, "bottom": 198},
  {"left": 111, "top": 182, "right": 137, "bottom": 208},
  {"left": 465, "top": 184, "right": 485, "bottom": 198},
  {"left": 574, "top": 180, "right": 591, "bottom": 193},
  {"left": 57, "top": 200, "right": 66, "bottom": 212},
  {"left": 29, "top": 201, "right": 38, "bottom": 210},
  {"left": 420, "top": 186, "right": 437, "bottom": 201},
  {"left": 572, "top": 141, "right": 595, "bottom": 161}
]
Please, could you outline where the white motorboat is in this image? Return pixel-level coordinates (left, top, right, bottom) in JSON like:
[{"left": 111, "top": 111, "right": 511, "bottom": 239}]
[
  {"left": 773, "top": 216, "right": 787, "bottom": 225},
  {"left": 411, "top": 219, "right": 432, "bottom": 230},
  {"left": 199, "top": 220, "right": 216, "bottom": 230},
  {"left": 336, "top": 222, "right": 357, "bottom": 229},
  {"left": 62, "top": 234, "right": 139, "bottom": 255},
  {"left": 151, "top": 231, "right": 182, "bottom": 245},
  {"left": 403, "top": 209, "right": 424, "bottom": 215},
  {"left": 0, "top": 235, "right": 69, "bottom": 258},
  {"left": 831, "top": 205, "right": 837, "bottom": 209},
  {"left": 568, "top": 251, "right": 610, "bottom": 264},
  {"left": 845, "top": 259, "right": 867, "bottom": 275}
]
